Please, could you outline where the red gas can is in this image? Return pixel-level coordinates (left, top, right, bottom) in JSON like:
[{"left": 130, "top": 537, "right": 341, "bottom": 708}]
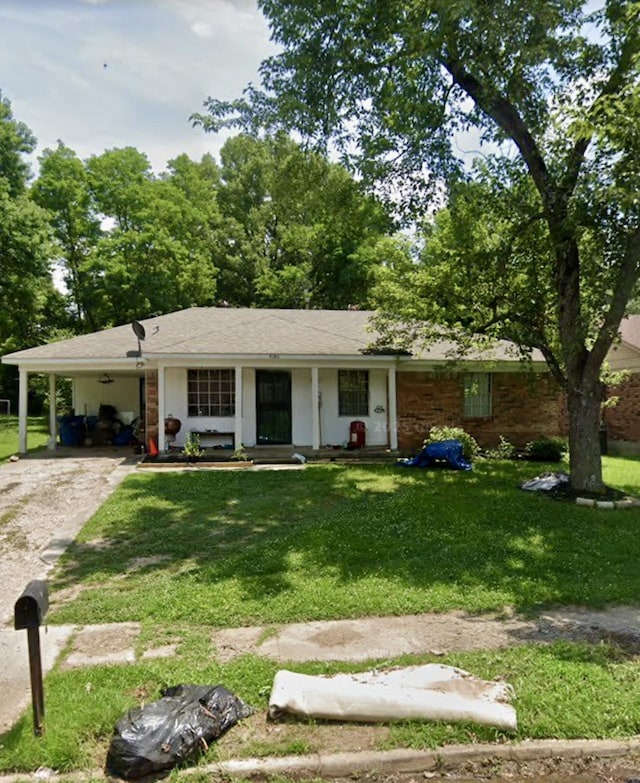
[{"left": 348, "top": 420, "right": 366, "bottom": 449}]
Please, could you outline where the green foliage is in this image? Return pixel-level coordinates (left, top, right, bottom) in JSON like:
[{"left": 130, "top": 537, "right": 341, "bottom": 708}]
[
  {"left": 424, "top": 425, "right": 479, "bottom": 462},
  {"left": 525, "top": 436, "right": 568, "bottom": 463},
  {"left": 0, "top": 91, "right": 36, "bottom": 196},
  {"left": 214, "top": 133, "right": 393, "bottom": 309},
  {"left": 484, "top": 436, "right": 517, "bottom": 461},
  {"left": 197, "top": 1, "right": 640, "bottom": 494},
  {"left": 231, "top": 445, "right": 249, "bottom": 461},
  {"left": 0, "top": 93, "right": 65, "bottom": 406},
  {"left": 181, "top": 432, "right": 204, "bottom": 459},
  {"left": 31, "top": 143, "right": 102, "bottom": 332}
]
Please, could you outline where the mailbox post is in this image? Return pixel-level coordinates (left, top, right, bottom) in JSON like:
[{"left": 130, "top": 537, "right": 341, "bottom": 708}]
[{"left": 14, "top": 580, "right": 49, "bottom": 736}]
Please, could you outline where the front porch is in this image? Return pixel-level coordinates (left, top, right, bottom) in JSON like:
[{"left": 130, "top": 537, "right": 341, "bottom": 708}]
[
  {"left": 28, "top": 442, "right": 401, "bottom": 466},
  {"left": 14, "top": 362, "right": 401, "bottom": 455}
]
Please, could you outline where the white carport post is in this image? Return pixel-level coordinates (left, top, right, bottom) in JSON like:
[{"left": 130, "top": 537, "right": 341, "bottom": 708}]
[
  {"left": 48, "top": 373, "right": 57, "bottom": 450},
  {"left": 18, "top": 367, "right": 28, "bottom": 453},
  {"left": 311, "top": 366, "right": 320, "bottom": 450},
  {"left": 388, "top": 366, "right": 398, "bottom": 451},
  {"left": 157, "top": 364, "right": 166, "bottom": 452},
  {"left": 234, "top": 365, "right": 243, "bottom": 449}
]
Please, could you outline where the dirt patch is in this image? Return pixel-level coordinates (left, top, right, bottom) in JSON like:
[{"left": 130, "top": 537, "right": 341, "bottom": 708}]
[
  {"left": 216, "top": 711, "right": 391, "bottom": 760},
  {"left": 127, "top": 554, "right": 172, "bottom": 571}
]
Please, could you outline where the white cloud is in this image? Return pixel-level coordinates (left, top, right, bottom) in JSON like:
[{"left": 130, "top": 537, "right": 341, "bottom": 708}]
[
  {"left": 0, "top": 0, "right": 277, "bottom": 173},
  {"left": 190, "top": 20, "right": 213, "bottom": 38}
]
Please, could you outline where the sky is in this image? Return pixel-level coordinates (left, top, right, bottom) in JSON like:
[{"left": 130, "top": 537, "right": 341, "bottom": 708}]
[{"left": 0, "top": 0, "right": 276, "bottom": 174}]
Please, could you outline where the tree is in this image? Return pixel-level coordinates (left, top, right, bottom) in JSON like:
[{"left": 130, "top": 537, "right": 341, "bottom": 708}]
[
  {"left": 0, "top": 93, "right": 62, "bottom": 407},
  {"left": 194, "top": 1, "right": 640, "bottom": 493},
  {"left": 85, "top": 148, "right": 218, "bottom": 325},
  {"left": 214, "top": 133, "right": 392, "bottom": 308},
  {"left": 32, "top": 142, "right": 102, "bottom": 332},
  {"left": 0, "top": 90, "right": 35, "bottom": 197}
]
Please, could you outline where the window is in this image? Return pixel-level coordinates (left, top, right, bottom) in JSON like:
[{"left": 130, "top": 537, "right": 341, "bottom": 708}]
[
  {"left": 187, "top": 369, "right": 235, "bottom": 417},
  {"left": 463, "top": 373, "right": 492, "bottom": 418},
  {"left": 338, "top": 370, "right": 369, "bottom": 416}
]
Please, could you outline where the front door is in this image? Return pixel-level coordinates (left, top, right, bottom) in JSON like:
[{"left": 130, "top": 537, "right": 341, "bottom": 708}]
[{"left": 256, "top": 371, "right": 292, "bottom": 445}]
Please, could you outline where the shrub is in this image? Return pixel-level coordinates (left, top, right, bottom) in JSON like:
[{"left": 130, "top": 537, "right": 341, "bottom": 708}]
[
  {"left": 182, "top": 433, "right": 204, "bottom": 459},
  {"left": 424, "top": 426, "right": 479, "bottom": 462},
  {"left": 524, "top": 436, "right": 567, "bottom": 462},
  {"left": 485, "top": 435, "right": 516, "bottom": 460}
]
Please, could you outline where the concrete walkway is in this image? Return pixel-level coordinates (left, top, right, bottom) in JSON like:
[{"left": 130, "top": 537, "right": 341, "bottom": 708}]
[{"left": 3, "top": 604, "right": 640, "bottom": 737}]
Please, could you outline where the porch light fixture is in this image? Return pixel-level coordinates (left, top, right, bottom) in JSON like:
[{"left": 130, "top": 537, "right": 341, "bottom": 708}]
[{"left": 98, "top": 373, "right": 115, "bottom": 385}]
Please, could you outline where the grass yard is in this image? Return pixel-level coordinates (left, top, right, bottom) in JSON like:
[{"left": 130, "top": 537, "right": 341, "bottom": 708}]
[
  {"left": 50, "top": 457, "right": 640, "bottom": 626},
  {"left": 2, "top": 456, "right": 640, "bottom": 773},
  {"left": 0, "top": 415, "right": 49, "bottom": 461}
]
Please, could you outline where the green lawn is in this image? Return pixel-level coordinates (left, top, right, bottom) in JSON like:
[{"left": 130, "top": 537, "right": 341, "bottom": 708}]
[
  {"left": 50, "top": 457, "right": 640, "bottom": 626},
  {"left": 3, "top": 456, "right": 640, "bottom": 773},
  {"left": 0, "top": 415, "right": 49, "bottom": 461}
]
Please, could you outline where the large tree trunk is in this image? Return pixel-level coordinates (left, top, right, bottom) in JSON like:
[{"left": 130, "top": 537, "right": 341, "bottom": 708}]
[{"left": 566, "top": 373, "right": 604, "bottom": 494}]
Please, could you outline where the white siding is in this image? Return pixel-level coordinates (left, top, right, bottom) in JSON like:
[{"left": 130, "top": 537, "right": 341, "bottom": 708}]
[
  {"left": 148, "top": 363, "right": 394, "bottom": 449},
  {"left": 73, "top": 375, "right": 140, "bottom": 422},
  {"left": 319, "top": 368, "right": 389, "bottom": 447},
  {"left": 607, "top": 343, "right": 640, "bottom": 373}
]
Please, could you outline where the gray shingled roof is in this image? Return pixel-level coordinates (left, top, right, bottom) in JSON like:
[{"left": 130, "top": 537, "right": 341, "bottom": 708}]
[{"left": 2, "top": 307, "right": 538, "bottom": 364}]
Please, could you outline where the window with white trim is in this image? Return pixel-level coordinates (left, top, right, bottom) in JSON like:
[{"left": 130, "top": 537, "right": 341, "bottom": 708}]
[
  {"left": 338, "top": 370, "right": 369, "bottom": 416},
  {"left": 187, "top": 369, "right": 235, "bottom": 417},
  {"left": 463, "top": 373, "right": 492, "bottom": 418}
]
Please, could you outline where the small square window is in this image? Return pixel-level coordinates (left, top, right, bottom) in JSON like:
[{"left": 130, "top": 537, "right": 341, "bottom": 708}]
[{"left": 338, "top": 370, "right": 369, "bottom": 417}]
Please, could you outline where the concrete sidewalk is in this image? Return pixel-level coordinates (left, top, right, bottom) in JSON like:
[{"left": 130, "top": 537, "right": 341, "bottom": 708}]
[{"left": 3, "top": 604, "right": 640, "bottom": 737}]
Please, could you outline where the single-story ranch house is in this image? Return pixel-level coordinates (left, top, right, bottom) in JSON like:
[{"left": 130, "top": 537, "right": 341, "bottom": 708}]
[{"left": 2, "top": 308, "right": 637, "bottom": 456}]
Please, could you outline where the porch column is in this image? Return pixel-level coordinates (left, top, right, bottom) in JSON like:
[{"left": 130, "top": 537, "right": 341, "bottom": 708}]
[
  {"left": 18, "top": 367, "right": 28, "bottom": 453},
  {"left": 388, "top": 366, "right": 398, "bottom": 451},
  {"left": 48, "top": 373, "right": 57, "bottom": 450},
  {"left": 234, "top": 365, "right": 243, "bottom": 449},
  {"left": 157, "top": 364, "right": 166, "bottom": 452},
  {"left": 311, "top": 366, "right": 320, "bottom": 450}
]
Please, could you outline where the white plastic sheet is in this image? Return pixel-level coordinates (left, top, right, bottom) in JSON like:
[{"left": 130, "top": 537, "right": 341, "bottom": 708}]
[{"left": 268, "top": 664, "right": 516, "bottom": 731}]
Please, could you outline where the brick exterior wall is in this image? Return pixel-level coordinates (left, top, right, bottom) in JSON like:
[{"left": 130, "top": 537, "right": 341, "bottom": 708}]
[
  {"left": 396, "top": 370, "right": 564, "bottom": 453},
  {"left": 605, "top": 373, "right": 640, "bottom": 444},
  {"left": 145, "top": 369, "right": 159, "bottom": 444}
]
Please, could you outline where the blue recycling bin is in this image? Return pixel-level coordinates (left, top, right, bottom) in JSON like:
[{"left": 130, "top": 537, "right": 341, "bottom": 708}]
[{"left": 58, "top": 415, "right": 85, "bottom": 447}]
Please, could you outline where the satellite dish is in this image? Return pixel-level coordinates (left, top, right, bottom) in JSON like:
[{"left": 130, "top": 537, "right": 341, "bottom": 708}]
[
  {"left": 132, "top": 320, "right": 146, "bottom": 341},
  {"left": 131, "top": 320, "right": 146, "bottom": 359}
]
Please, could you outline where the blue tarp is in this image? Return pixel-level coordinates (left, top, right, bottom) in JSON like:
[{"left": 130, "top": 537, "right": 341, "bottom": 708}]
[{"left": 398, "top": 439, "right": 472, "bottom": 471}]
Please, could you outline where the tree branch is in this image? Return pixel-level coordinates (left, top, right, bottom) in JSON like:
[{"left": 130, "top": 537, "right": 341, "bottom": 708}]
[
  {"left": 588, "top": 224, "right": 640, "bottom": 373},
  {"left": 561, "top": 26, "right": 640, "bottom": 197},
  {"left": 440, "top": 57, "right": 558, "bottom": 220}
]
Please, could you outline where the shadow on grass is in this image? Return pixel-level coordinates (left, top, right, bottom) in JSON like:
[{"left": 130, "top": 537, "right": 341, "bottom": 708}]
[{"left": 48, "top": 460, "right": 640, "bottom": 626}]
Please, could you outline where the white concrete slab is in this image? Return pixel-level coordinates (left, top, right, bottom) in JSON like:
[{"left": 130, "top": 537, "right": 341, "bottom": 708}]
[{"left": 0, "top": 624, "right": 75, "bottom": 734}]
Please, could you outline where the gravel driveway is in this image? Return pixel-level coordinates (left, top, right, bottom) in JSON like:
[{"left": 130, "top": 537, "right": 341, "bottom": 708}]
[{"left": 0, "top": 451, "right": 136, "bottom": 625}]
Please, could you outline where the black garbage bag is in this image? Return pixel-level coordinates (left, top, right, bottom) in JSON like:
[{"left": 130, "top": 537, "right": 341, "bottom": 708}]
[{"left": 105, "top": 684, "right": 254, "bottom": 780}]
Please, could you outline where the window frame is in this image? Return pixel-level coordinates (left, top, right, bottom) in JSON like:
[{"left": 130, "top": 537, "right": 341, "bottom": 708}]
[
  {"left": 187, "top": 369, "right": 235, "bottom": 417},
  {"left": 463, "top": 372, "right": 492, "bottom": 419},
  {"left": 338, "top": 369, "right": 370, "bottom": 417}
]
